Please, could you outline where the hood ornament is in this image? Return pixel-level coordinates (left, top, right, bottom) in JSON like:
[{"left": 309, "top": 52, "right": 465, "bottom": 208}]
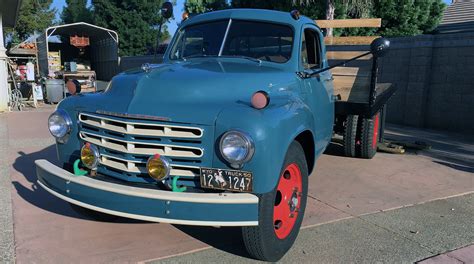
[
  {"left": 96, "top": 110, "right": 171, "bottom": 122},
  {"left": 141, "top": 63, "right": 151, "bottom": 72}
]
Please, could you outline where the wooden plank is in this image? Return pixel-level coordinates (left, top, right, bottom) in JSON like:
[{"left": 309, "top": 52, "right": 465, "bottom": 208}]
[
  {"left": 326, "top": 51, "right": 372, "bottom": 60},
  {"left": 316, "top": 18, "right": 382, "bottom": 29},
  {"left": 333, "top": 75, "right": 371, "bottom": 102},
  {"left": 325, "top": 36, "right": 379, "bottom": 45},
  {"left": 331, "top": 67, "right": 371, "bottom": 77}
]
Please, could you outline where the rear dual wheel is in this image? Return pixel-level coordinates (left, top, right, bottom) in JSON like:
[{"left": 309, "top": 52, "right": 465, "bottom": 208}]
[
  {"left": 343, "top": 115, "right": 358, "bottom": 157},
  {"left": 342, "top": 113, "right": 380, "bottom": 159},
  {"left": 359, "top": 112, "right": 380, "bottom": 159},
  {"left": 242, "top": 141, "right": 308, "bottom": 262}
]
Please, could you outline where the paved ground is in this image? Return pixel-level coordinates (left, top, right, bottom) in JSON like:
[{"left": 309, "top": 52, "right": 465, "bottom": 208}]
[
  {"left": 155, "top": 194, "right": 474, "bottom": 264},
  {"left": 419, "top": 244, "right": 474, "bottom": 264},
  {"left": 0, "top": 106, "right": 473, "bottom": 263}
]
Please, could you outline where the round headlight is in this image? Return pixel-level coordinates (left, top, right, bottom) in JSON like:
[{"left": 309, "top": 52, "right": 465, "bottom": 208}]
[
  {"left": 220, "top": 131, "right": 255, "bottom": 167},
  {"left": 81, "top": 143, "right": 100, "bottom": 169},
  {"left": 48, "top": 109, "right": 72, "bottom": 141},
  {"left": 147, "top": 154, "right": 171, "bottom": 181}
]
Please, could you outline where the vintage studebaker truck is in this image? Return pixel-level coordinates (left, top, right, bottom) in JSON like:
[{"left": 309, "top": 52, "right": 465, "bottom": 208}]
[{"left": 36, "top": 8, "right": 392, "bottom": 261}]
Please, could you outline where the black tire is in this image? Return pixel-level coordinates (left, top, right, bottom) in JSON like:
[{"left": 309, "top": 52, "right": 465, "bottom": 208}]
[
  {"left": 359, "top": 112, "right": 380, "bottom": 159},
  {"left": 242, "top": 141, "right": 308, "bottom": 262},
  {"left": 343, "top": 115, "right": 358, "bottom": 157}
]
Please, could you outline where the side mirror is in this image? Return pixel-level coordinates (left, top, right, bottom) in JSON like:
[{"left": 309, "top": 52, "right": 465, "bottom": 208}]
[
  {"left": 370, "top": 38, "right": 390, "bottom": 57},
  {"left": 321, "top": 28, "right": 328, "bottom": 37},
  {"left": 161, "top": 2, "right": 173, "bottom": 19}
]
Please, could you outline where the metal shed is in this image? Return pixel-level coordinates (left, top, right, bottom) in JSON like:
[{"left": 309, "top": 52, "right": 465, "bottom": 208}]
[{"left": 37, "top": 22, "right": 119, "bottom": 81}]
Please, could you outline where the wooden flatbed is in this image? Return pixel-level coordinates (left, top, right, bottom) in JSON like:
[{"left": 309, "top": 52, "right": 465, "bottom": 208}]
[{"left": 317, "top": 18, "right": 398, "bottom": 159}]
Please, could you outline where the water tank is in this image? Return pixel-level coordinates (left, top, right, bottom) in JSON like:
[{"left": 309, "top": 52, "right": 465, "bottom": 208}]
[{"left": 45, "top": 79, "right": 64, "bottom": 103}]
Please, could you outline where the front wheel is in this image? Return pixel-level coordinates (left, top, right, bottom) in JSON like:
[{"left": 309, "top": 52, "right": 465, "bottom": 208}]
[{"left": 242, "top": 141, "right": 308, "bottom": 262}]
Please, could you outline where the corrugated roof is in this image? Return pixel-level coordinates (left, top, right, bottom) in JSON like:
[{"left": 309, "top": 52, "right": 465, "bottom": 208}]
[{"left": 436, "top": 0, "right": 474, "bottom": 34}]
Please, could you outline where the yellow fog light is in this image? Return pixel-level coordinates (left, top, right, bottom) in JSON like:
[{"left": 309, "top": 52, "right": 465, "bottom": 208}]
[
  {"left": 147, "top": 154, "right": 171, "bottom": 181},
  {"left": 81, "top": 143, "right": 100, "bottom": 169}
]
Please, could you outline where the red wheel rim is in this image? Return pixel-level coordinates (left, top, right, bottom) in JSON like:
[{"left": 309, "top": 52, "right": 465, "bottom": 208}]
[
  {"left": 273, "top": 163, "right": 302, "bottom": 240},
  {"left": 372, "top": 113, "right": 380, "bottom": 149}
]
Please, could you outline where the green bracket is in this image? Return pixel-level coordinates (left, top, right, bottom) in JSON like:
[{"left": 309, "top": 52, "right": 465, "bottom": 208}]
[
  {"left": 172, "top": 176, "right": 186, "bottom": 192},
  {"left": 73, "top": 159, "right": 88, "bottom": 176}
]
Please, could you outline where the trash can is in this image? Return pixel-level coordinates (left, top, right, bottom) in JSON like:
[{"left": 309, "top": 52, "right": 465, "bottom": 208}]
[{"left": 45, "top": 79, "right": 64, "bottom": 103}]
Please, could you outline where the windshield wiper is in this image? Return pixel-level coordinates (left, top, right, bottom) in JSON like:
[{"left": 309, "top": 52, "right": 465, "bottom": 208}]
[
  {"left": 219, "top": 55, "right": 262, "bottom": 64},
  {"left": 182, "top": 54, "right": 262, "bottom": 64},
  {"left": 182, "top": 54, "right": 212, "bottom": 61}
]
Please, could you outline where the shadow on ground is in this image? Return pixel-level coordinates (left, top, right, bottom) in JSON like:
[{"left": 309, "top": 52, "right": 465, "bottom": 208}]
[
  {"left": 174, "top": 225, "right": 252, "bottom": 259},
  {"left": 384, "top": 125, "right": 474, "bottom": 173},
  {"left": 323, "top": 140, "right": 346, "bottom": 157},
  {"left": 12, "top": 145, "right": 143, "bottom": 223},
  {"left": 11, "top": 144, "right": 254, "bottom": 258}
]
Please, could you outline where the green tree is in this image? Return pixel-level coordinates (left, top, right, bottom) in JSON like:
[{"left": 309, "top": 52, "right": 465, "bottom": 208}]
[
  {"left": 6, "top": 0, "right": 56, "bottom": 44},
  {"left": 92, "top": 0, "right": 170, "bottom": 56},
  {"left": 185, "top": 0, "right": 229, "bottom": 13},
  {"left": 181, "top": 0, "right": 445, "bottom": 37},
  {"left": 374, "top": 0, "right": 446, "bottom": 36},
  {"left": 301, "top": 0, "right": 445, "bottom": 36},
  {"left": 61, "top": 0, "right": 93, "bottom": 24}
]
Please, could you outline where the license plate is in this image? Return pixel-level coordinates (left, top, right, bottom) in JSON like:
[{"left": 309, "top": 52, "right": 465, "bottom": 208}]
[{"left": 200, "top": 167, "right": 253, "bottom": 193}]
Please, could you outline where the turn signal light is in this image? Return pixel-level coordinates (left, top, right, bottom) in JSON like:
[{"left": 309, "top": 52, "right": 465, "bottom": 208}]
[
  {"left": 251, "top": 91, "right": 270, "bottom": 109},
  {"left": 182, "top": 12, "right": 190, "bottom": 21},
  {"left": 147, "top": 154, "right": 171, "bottom": 181}
]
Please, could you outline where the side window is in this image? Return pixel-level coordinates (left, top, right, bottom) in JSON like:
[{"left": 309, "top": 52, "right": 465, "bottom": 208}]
[{"left": 301, "top": 29, "right": 322, "bottom": 70}]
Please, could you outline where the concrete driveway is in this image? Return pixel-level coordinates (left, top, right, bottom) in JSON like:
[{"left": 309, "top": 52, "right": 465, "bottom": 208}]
[{"left": 1, "top": 106, "right": 473, "bottom": 263}]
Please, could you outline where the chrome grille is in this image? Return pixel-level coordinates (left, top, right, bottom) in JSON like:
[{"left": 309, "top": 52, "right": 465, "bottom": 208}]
[
  {"left": 78, "top": 112, "right": 203, "bottom": 179},
  {"left": 79, "top": 113, "right": 203, "bottom": 138}
]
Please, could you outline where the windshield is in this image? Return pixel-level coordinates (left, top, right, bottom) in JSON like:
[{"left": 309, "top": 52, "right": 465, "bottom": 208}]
[{"left": 169, "top": 19, "right": 294, "bottom": 63}]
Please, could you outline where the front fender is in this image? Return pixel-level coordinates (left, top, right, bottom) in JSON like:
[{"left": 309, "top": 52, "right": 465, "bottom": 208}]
[
  {"left": 55, "top": 98, "right": 83, "bottom": 166},
  {"left": 213, "top": 99, "right": 315, "bottom": 194}
]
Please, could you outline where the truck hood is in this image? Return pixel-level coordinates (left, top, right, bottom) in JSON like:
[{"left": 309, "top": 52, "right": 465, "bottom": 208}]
[{"left": 67, "top": 59, "right": 297, "bottom": 125}]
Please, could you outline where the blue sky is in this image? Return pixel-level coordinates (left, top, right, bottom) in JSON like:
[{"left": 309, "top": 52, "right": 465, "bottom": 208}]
[{"left": 51, "top": 0, "right": 451, "bottom": 35}]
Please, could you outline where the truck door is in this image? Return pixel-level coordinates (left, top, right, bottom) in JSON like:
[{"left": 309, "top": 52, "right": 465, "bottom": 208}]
[{"left": 300, "top": 26, "right": 335, "bottom": 152}]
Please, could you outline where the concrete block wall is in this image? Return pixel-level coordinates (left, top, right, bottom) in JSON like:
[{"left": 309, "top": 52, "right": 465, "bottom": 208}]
[{"left": 378, "top": 32, "right": 474, "bottom": 133}]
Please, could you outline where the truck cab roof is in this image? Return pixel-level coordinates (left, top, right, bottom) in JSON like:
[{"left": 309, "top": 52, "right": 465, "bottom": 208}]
[
  {"left": 166, "top": 9, "right": 324, "bottom": 72},
  {"left": 180, "top": 8, "right": 316, "bottom": 30}
]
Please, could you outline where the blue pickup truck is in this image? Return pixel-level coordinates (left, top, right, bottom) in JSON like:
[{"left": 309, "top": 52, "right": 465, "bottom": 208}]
[{"left": 36, "top": 8, "right": 392, "bottom": 261}]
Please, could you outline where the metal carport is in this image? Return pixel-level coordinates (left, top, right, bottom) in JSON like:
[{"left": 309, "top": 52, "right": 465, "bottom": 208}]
[{"left": 37, "top": 22, "right": 119, "bottom": 81}]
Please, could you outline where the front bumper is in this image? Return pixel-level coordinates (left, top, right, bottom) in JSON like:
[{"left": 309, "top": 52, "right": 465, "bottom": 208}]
[{"left": 36, "top": 160, "right": 259, "bottom": 226}]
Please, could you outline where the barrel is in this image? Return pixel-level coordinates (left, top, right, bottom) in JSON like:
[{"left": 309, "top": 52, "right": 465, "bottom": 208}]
[{"left": 45, "top": 79, "right": 64, "bottom": 103}]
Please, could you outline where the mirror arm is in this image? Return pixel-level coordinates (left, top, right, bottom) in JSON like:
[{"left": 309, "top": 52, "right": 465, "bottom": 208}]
[
  {"left": 305, "top": 50, "right": 373, "bottom": 78},
  {"left": 154, "top": 17, "right": 165, "bottom": 59}
]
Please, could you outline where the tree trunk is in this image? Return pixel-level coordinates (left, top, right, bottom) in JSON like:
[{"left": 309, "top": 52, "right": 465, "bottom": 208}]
[{"left": 325, "top": 0, "right": 335, "bottom": 36}]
